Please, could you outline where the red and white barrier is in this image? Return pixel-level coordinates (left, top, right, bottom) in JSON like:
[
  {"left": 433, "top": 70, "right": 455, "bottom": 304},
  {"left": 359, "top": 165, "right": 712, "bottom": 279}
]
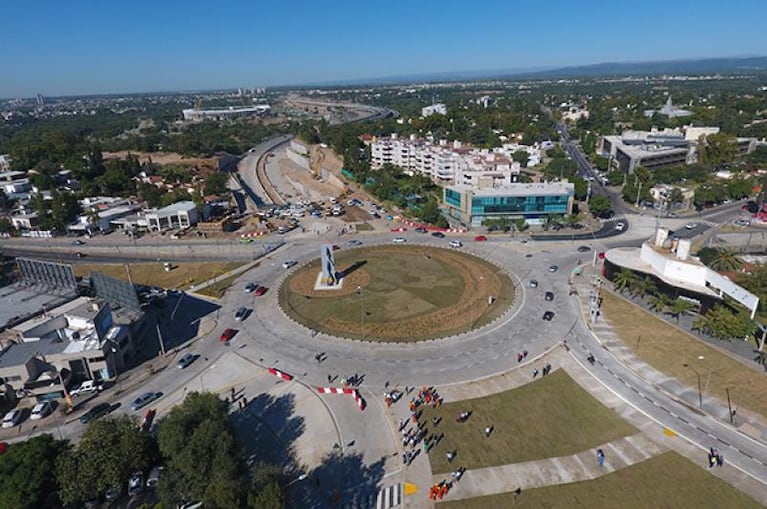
[
  {"left": 240, "top": 231, "right": 269, "bottom": 238},
  {"left": 267, "top": 367, "right": 294, "bottom": 381},
  {"left": 400, "top": 219, "right": 467, "bottom": 233},
  {"left": 317, "top": 387, "right": 366, "bottom": 411}
]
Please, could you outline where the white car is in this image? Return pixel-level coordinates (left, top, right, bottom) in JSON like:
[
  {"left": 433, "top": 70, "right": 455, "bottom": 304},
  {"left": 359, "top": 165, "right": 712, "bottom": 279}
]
[
  {"left": 392, "top": 237, "right": 407, "bottom": 243},
  {"left": 70, "top": 380, "right": 101, "bottom": 396},
  {"left": 614, "top": 222, "right": 626, "bottom": 231},
  {"left": 282, "top": 260, "right": 298, "bottom": 269},
  {"left": 30, "top": 401, "right": 54, "bottom": 420},
  {"left": 685, "top": 222, "right": 699, "bottom": 230},
  {"left": 448, "top": 240, "right": 463, "bottom": 248},
  {"left": 2, "top": 409, "right": 22, "bottom": 428}
]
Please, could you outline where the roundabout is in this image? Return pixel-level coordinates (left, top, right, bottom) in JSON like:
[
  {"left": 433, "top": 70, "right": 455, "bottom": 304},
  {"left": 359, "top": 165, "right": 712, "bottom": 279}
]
[{"left": 279, "top": 245, "right": 515, "bottom": 341}]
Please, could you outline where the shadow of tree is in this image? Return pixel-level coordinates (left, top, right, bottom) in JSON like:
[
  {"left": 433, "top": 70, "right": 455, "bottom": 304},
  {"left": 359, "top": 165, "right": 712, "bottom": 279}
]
[
  {"left": 231, "top": 392, "right": 306, "bottom": 473},
  {"left": 287, "top": 451, "right": 387, "bottom": 509}
]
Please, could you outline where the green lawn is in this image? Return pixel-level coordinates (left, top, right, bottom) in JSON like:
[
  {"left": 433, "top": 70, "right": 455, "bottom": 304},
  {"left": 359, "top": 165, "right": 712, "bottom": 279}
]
[
  {"left": 423, "top": 370, "right": 636, "bottom": 474},
  {"left": 439, "top": 451, "right": 763, "bottom": 509},
  {"left": 73, "top": 261, "right": 245, "bottom": 290}
]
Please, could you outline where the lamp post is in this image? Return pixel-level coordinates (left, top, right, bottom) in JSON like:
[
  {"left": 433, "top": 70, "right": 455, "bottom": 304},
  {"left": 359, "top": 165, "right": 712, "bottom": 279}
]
[
  {"left": 682, "top": 363, "right": 703, "bottom": 409},
  {"left": 200, "top": 364, "right": 216, "bottom": 392},
  {"left": 357, "top": 285, "right": 364, "bottom": 339}
]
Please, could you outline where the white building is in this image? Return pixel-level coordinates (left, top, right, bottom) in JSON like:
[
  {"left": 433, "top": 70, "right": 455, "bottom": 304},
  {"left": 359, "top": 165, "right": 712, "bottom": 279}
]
[
  {"left": 371, "top": 134, "right": 529, "bottom": 187},
  {"left": 182, "top": 105, "right": 270, "bottom": 121},
  {"left": 643, "top": 96, "right": 693, "bottom": 118},
  {"left": 144, "top": 201, "right": 198, "bottom": 232},
  {"left": 0, "top": 154, "right": 11, "bottom": 171},
  {"left": 421, "top": 103, "right": 447, "bottom": 117}
]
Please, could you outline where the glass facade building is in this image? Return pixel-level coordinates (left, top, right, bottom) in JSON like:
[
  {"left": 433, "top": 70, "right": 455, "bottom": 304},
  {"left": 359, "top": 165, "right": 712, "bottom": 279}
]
[{"left": 443, "top": 183, "right": 574, "bottom": 227}]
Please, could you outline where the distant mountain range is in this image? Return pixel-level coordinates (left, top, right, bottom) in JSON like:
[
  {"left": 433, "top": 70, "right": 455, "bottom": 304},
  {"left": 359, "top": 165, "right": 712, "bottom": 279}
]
[{"left": 333, "top": 56, "right": 767, "bottom": 86}]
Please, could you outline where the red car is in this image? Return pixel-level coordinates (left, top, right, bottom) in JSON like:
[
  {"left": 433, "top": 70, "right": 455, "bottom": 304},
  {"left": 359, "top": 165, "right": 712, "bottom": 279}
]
[
  {"left": 254, "top": 285, "right": 268, "bottom": 296},
  {"left": 332, "top": 245, "right": 340, "bottom": 251},
  {"left": 390, "top": 227, "right": 407, "bottom": 232},
  {"left": 474, "top": 235, "right": 487, "bottom": 242},
  {"left": 220, "top": 328, "right": 236, "bottom": 342}
]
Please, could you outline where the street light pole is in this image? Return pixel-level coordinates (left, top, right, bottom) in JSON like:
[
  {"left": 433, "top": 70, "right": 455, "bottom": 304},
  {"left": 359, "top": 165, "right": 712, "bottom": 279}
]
[
  {"left": 683, "top": 363, "right": 703, "bottom": 409},
  {"left": 357, "top": 285, "right": 364, "bottom": 339}
]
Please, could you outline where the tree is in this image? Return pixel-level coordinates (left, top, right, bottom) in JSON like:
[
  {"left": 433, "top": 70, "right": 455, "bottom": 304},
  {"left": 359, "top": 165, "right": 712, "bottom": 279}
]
[
  {"left": 668, "top": 187, "right": 685, "bottom": 207},
  {"left": 0, "top": 218, "right": 13, "bottom": 234},
  {"left": 56, "top": 416, "right": 154, "bottom": 507},
  {"left": 606, "top": 170, "right": 625, "bottom": 187},
  {"left": 157, "top": 392, "right": 248, "bottom": 508},
  {"left": 633, "top": 277, "right": 657, "bottom": 299},
  {"left": 0, "top": 434, "right": 68, "bottom": 509},
  {"left": 204, "top": 171, "right": 230, "bottom": 196},
  {"left": 0, "top": 189, "right": 17, "bottom": 212},
  {"left": 709, "top": 249, "right": 743, "bottom": 272},
  {"left": 482, "top": 217, "right": 511, "bottom": 232},
  {"left": 648, "top": 294, "right": 669, "bottom": 313},
  {"left": 513, "top": 217, "right": 528, "bottom": 232},
  {"left": 247, "top": 463, "right": 287, "bottom": 509},
  {"left": 613, "top": 269, "right": 638, "bottom": 294},
  {"left": 669, "top": 299, "right": 696, "bottom": 322},
  {"left": 564, "top": 213, "right": 583, "bottom": 228},
  {"left": 588, "top": 194, "right": 612, "bottom": 218},
  {"left": 512, "top": 150, "right": 530, "bottom": 168},
  {"left": 699, "top": 132, "right": 738, "bottom": 166}
]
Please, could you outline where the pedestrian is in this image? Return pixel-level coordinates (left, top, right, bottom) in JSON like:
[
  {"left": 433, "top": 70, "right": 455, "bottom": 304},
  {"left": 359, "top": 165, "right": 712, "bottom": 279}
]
[
  {"left": 446, "top": 451, "right": 456, "bottom": 463},
  {"left": 517, "top": 352, "right": 523, "bottom": 363},
  {"left": 597, "top": 449, "right": 605, "bottom": 467},
  {"left": 523, "top": 350, "right": 528, "bottom": 359},
  {"left": 484, "top": 425, "right": 494, "bottom": 437},
  {"left": 243, "top": 396, "right": 248, "bottom": 406},
  {"left": 717, "top": 454, "right": 724, "bottom": 467},
  {"left": 328, "top": 374, "right": 333, "bottom": 384},
  {"left": 432, "top": 417, "right": 440, "bottom": 426},
  {"left": 231, "top": 387, "right": 236, "bottom": 399},
  {"left": 532, "top": 368, "right": 539, "bottom": 378}
]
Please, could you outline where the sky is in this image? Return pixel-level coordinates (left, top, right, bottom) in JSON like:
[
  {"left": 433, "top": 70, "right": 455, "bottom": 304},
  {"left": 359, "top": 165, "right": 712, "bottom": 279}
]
[{"left": 2, "top": 0, "right": 766, "bottom": 97}]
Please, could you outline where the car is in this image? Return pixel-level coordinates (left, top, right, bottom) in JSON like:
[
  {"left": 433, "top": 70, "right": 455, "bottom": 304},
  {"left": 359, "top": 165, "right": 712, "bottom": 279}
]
[
  {"left": 542, "top": 311, "right": 555, "bottom": 321},
  {"left": 176, "top": 353, "right": 197, "bottom": 369},
  {"left": 614, "top": 222, "right": 626, "bottom": 231},
  {"left": 2, "top": 409, "right": 22, "bottom": 428},
  {"left": 431, "top": 231, "right": 446, "bottom": 238},
  {"left": 128, "top": 471, "right": 145, "bottom": 496},
  {"left": 80, "top": 402, "right": 113, "bottom": 424},
  {"left": 392, "top": 237, "right": 407, "bottom": 243},
  {"left": 71, "top": 379, "right": 103, "bottom": 396},
  {"left": 448, "top": 240, "right": 463, "bottom": 248},
  {"left": 415, "top": 227, "right": 427, "bottom": 233},
  {"left": 347, "top": 239, "right": 362, "bottom": 246},
  {"left": 390, "top": 227, "right": 407, "bottom": 232},
  {"left": 529, "top": 279, "right": 538, "bottom": 288},
  {"left": 131, "top": 392, "right": 161, "bottom": 411},
  {"left": 577, "top": 245, "right": 591, "bottom": 252},
  {"left": 147, "top": 466, "right": 164, "bottom": 489},
  {"left": 235, "top": 307, "right": 247, "bottom": 321},
  {"left": 254, "top": 285, "right": 268, "bottom": 296},
  {"left": 332, "top": 245, "right": 340, "bottom": 251},
  {"left": 75, "top": 251, "right": 84, "bottom": 258},
  {"left": 105, "top": 485, "right": 122, "bottom": 501},
  {"left": 30, "top": 401, "right": 54, "bottom": 420},
  {"left": 282, "top": 260, "right": 298, "bottom": 269},
  {"left": 72, "top": 239, "right": 85, "bottom": 245},
  {"left": 220, "top": 328, "right": 236, "bottom": 342},
  {"left": 474, "top": 235, "right": 487, "bottom": 242},
  {"left": 685, "top": 222, "right": 699, "bottom": 230},
  {"left": 667, "top": 211, "right": 679, "bottom": 218},
  {"left": 548, "top": 265, "right": 558, "bottom": 272},
  {"left": 545, "top": 291, "right": 555, "bottom": 302},
  {"left": 245, "top": 282, "right": 258, "bottom": 293}
]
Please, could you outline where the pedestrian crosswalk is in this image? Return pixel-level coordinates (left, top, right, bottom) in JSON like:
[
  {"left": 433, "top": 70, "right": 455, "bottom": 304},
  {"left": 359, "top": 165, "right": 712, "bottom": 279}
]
[
  {"left": 602, "top": 215, "right": 627, "bottom": 223},
  {"left": 376, "top": 483, "right": 402, "bottom": 509}
]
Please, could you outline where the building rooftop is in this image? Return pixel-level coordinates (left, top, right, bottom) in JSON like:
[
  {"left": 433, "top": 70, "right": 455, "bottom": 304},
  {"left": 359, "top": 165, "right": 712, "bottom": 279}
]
[
  {"left": 0, "top": 334, "right": 69, "bottom": 369},
  {"left": 449, "top": 181, "right": 575, "bottom": 197},
  {"left": 0, "top": 286, "right": 77, "bottom": 333},
  {"left": 149, "top": 200, "right": 196, "bottom": 214}
]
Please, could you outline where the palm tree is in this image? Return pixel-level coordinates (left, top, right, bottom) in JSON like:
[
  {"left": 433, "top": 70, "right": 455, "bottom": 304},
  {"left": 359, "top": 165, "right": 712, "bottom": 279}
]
[
  {"left": 633, "top": 277, "right": 657, "bottom": 299},
  {"left": 709, "top": 249, "right": 743, "bottom": 272},
  {"left": 692, "top": 315, "right": 711, "bottom": 336},
  {"left": 669, "top": 299, "right": 696, "bottom": 322},
  {"left": 612, "top": 269, "right": 638, "bottom": 295},
  {"left": 648, "top": 294, "right": 670, "bottom": 313}
]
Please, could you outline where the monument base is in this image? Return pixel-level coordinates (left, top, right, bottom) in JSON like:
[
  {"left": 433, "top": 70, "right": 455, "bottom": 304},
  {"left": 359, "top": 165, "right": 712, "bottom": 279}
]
[{"left": 314, "top": 272, "right": 344, "bottom": 291}]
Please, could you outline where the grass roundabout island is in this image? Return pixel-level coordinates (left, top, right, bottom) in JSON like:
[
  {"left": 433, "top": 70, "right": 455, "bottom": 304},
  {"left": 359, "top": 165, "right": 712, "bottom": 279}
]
[{"left": 279, "top": 245, "right": 515, "bottom": 342}]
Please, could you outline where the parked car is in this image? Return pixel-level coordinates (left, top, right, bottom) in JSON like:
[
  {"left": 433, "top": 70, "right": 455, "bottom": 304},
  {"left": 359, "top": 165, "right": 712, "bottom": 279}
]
[
  {"left": 72, "top": 239, "right": 85, "bottom": 245},
  {"left": 244, "top": 282, "right": 258, "bottom": 293},
  {"left": 220, "top": 328, "right": 236, "bottom": 342},
  {"left": 30, "top": 401, "right": 54, "bottom": 420},
  {"left": 75, "top": 379, "right": 104, "bottom": 396},
  {"left": 577, "top": 245, "right": 591, "bottom": 252},
  {"left": 131, "top": 392, "right": 161, "bottom": 411},
  {"left": 128, "top": 471, "right": 145, "bottom": 496},
  {"left": 415, "top": 227, "right": 427, "bottom": 233},
  {"left": 474, "top": 235, "right": 487, "bottom": 242},
  {"left": 146, "top": 466, "right": 164, "bottom": 489},
  {"left": 282, "top": 260, "right": 297, "bottom": 269},
  {"left": 529, "top": 279, "right": 538, "bottom": 288},
  {"left": 392, "top": 237, "right": 407, "bottom": 243},
  {"left": 254, "top": 286, "right": 268, "bottom": 296},
  {"left": 548, "top": 265, "right": 558, "bottom": 272},
  {"left": 235, "top": 307, "right": 248, "bottom": 321},
  {"left": 448, "top": 240, "right": 463, "bottom": 248},
  {"left": 545, "top": 291, "right": 555, "bottom": 302},
  {"left": 2, "top": 409, "right": 22, "bottom": 428},
  {"left": 431, "top": 231, "right": 446, "bottom": 238},
  {"left": 80, "top": 402, "right": 113, "bottom": 424},
  {"left": 105, "top": 486, "right": 122, "bottom": 501},
  {"left": 347, "top": 239, "right": 362, "bottom": 246},
  {"left": 176, "top": 353, "right": 197, "bottom": 369},
  {"left": 542, "top": 311, "right": 555, "bottom": 321}
]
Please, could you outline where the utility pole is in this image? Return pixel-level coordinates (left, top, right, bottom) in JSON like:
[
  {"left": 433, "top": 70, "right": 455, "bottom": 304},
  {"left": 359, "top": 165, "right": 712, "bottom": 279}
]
[
  {"left": 726, "top": 387, "right": 734, "bottom": 424},
  {"left": 156, "top": 323, "right": 167, "bottom": 357}
]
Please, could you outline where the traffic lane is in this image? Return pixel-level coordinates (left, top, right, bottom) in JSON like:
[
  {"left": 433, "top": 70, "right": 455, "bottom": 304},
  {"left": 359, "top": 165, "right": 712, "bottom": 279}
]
[
  {"left": 571, "top": 321, "right": 767, "bottom": 483},
  {"left": 532, "top": 221, "right": 627, "bottom": 242}
]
